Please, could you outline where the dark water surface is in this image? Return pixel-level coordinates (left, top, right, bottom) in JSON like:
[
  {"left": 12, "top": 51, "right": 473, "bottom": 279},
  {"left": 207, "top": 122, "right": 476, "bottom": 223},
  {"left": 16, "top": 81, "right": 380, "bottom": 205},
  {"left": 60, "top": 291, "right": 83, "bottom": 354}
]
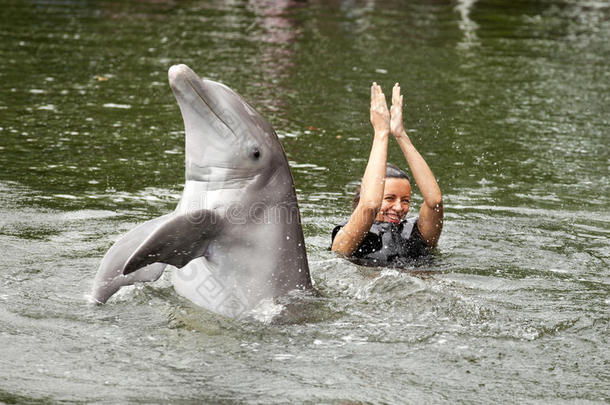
[{"left": 1, "top": 0, "right": 608, "bottom": 403}]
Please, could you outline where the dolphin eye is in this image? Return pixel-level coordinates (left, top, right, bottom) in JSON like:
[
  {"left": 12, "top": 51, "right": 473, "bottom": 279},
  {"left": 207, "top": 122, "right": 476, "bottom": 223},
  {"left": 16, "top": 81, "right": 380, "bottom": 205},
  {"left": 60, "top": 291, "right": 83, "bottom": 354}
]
[{"left": 251, "top": 147, "right": 261, "bottom": 160}]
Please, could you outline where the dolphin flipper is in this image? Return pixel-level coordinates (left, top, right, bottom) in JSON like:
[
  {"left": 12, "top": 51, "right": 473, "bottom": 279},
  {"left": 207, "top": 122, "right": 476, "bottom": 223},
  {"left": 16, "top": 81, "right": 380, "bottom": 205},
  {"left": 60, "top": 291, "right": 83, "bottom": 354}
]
[
  {"left": 92, "top": 210, "right": 222, "bottom": 303},
  {"left": 123, "top": 209, "right": 223, "bottom": 275},
  {"left": 91, "top": 214, "right": 173, "bottom": 303}
]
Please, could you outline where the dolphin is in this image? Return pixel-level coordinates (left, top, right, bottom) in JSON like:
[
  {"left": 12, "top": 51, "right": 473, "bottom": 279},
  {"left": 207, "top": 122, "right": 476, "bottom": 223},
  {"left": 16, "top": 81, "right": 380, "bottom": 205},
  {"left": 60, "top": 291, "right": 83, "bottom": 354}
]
[{"left": 91, "top": 64, "right": 312, "bottom": 318}]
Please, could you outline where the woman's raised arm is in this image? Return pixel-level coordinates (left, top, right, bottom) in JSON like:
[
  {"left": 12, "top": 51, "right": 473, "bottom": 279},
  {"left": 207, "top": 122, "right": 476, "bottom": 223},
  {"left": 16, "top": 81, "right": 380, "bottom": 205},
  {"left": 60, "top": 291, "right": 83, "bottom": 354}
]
[
  {"left": 331, "top": 83, "right": 390, "bottom": 256},
  {"left": 390, "top": 84, "right": 443, "bottom": 247}
]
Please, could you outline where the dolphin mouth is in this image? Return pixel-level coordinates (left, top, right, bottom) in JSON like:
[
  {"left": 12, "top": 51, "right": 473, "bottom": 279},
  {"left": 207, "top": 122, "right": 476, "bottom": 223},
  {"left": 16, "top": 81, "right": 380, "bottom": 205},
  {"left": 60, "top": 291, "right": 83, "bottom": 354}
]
[
  {"left": 188, "top": 162, "right": 261, "bottom": 185},
  {"left": 168, "top": 64, "right": 231, "bottom": 130},
  {"left": 168, "top": 64, "right": 260, "bottom": 183},
  {"left": 169, "top": 64, "right": 208, "bottom": 105},
  {"left": 168, "top": 64, "right": 207, "bottom": 98}
]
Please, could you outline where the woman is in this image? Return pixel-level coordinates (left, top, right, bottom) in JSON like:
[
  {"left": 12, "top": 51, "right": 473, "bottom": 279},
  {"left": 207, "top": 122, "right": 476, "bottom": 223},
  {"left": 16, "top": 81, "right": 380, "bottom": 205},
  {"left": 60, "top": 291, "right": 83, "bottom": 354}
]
[{"left": 331, "top": 82, "right": 443, "bottom": 266}]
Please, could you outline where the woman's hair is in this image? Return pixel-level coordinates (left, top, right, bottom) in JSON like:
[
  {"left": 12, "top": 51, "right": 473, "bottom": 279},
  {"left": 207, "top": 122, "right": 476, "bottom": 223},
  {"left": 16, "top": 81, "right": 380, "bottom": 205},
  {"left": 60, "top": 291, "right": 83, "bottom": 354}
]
[{"left": 352, "top": 163, "right": 411, "bottom": 210}]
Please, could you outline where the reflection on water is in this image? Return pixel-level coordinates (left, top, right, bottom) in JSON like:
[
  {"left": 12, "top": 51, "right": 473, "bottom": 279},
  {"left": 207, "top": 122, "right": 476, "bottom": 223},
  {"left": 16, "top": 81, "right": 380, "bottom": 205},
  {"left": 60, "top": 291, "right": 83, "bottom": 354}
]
[
  {"left": 0, "top": 0, "right": 609, "bottom": 403},
  {"left": 455, "top": 0, "right": 479, "bottom": 50}
]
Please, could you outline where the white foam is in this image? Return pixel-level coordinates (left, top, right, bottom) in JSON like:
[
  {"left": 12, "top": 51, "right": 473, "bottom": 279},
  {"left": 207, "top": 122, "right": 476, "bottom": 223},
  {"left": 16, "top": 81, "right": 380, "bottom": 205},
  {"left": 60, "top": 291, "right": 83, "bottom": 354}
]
[{"left": 103, "top": 103, "right": 131, "bottom": 109}]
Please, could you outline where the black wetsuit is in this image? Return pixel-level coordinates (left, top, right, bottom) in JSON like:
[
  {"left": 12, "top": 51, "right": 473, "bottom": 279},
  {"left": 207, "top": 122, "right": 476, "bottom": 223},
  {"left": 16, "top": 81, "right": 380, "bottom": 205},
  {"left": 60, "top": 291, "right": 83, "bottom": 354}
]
[{"left": 331, "top": 217, "right": 431, "bottom": 267}]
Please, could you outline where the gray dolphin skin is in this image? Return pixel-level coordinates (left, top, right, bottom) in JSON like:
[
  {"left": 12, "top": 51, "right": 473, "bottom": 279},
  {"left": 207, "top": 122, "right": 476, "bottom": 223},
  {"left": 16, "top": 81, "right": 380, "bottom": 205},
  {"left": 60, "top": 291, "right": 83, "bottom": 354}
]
[{"left": 91, "top": 64, "right": 312, "bottom": 318}]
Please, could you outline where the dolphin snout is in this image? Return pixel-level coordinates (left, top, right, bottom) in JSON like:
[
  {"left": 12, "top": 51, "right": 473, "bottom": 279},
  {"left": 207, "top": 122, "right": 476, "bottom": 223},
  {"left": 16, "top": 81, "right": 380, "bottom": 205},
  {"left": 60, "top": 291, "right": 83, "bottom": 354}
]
[{"left": 168, "top": 64, "right": 193, "bottom": 88}]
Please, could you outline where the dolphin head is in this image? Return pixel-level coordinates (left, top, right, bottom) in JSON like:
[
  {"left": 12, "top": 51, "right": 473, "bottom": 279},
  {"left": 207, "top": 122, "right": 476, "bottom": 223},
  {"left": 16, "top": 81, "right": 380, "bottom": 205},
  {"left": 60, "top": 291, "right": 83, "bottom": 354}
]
[{"left": 168, "top": 64, "right": 287, "bottom": 188}]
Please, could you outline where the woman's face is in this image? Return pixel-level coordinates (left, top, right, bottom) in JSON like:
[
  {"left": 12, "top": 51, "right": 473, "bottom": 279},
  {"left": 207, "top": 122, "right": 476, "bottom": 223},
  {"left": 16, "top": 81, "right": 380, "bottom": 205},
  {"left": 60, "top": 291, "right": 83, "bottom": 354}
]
[{"left": 375, "top": 178, "right": 411, "bottom": 223}]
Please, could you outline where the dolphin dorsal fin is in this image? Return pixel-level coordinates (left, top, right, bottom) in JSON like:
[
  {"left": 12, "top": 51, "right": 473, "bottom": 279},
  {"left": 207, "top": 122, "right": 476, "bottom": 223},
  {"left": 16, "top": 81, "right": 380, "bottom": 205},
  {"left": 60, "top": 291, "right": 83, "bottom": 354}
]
[{"left": 123, "top": 210, "right": 223, "bottom": 275}]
